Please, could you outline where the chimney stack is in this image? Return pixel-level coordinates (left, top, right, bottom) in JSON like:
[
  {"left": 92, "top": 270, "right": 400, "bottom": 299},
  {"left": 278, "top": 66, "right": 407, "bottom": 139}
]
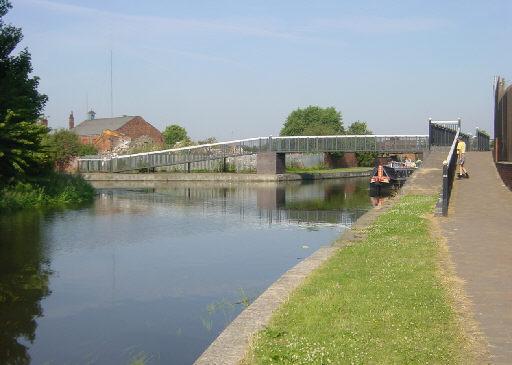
[
  {"left": 69, "top": 111, "right": 74, "bottom": 129},
  {"left": 41, "top": 118, "right": 48, "bottom": 127}
]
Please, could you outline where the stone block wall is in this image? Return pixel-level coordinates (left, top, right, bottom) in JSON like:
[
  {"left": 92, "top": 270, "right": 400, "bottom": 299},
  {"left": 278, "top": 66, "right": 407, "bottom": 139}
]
[{"left": 287, "top": 153, "right": 325, "bottom": 168}]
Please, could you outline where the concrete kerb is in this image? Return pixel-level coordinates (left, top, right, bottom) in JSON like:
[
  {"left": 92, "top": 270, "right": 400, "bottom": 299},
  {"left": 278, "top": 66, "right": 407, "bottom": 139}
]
[{"left": 193, "top": 193, "right": 400, "bottom": 365}]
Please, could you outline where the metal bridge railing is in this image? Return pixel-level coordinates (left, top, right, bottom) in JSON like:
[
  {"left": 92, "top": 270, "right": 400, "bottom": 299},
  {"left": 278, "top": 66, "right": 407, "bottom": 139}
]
[
  {"left": 429, "top": 119, "right": 461, "bottom": 147},
  {"left": 78, "top": 135, "right": 429, "bottom": 173},
  {"left": 269, "top": 135, "right": 428, "bottom": 153},
  {"left": 476, "top": 128, "right": 490, "bottom": 151},
  {"left": 429, "top": 119, "right": 472, "bottom": 150},
  {"left": 438, "top": 129, "right": 461, "bottom": 216}
]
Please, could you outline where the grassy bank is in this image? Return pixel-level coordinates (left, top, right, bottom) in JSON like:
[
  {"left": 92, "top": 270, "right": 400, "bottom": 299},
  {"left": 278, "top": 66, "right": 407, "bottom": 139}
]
[
  {"left": 243, "top": 195, "right": 474, "bottom": 364},
  {"left": 0, "top": 172, "right": 96, "bottom": 212},
  {"left": 285, "top": 167, "right": 372, "bottom": 174}
]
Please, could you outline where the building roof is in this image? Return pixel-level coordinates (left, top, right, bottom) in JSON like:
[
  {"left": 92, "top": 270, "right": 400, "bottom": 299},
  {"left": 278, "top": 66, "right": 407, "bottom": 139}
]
[{"left": 72, "top": 116, "right": 136, "bottom": 136}]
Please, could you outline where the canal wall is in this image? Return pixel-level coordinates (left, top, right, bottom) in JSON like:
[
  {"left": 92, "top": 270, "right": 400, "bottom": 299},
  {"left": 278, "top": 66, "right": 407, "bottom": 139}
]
[{"left": 81, "top": 170, "right": 373, "bottom": 182}]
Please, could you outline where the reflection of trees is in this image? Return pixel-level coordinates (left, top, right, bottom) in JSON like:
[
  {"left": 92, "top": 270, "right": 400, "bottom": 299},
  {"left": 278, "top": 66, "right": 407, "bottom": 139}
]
[
  {"left": 285, "top": 182, "right": 371, "bottom": 211},
  {"left": 0, "top": 212, "right": 52, "bottom": 365}
]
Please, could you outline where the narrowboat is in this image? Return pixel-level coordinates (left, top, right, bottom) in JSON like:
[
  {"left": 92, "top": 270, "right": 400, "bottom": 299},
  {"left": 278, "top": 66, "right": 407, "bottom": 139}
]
[{"left": 370, "top": 162, "right": 416, "bottom": 193}]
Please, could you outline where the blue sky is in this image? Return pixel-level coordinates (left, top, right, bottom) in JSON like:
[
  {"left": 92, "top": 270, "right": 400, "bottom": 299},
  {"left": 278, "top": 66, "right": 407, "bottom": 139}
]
[{"left": 7, "top": 0, "right": 512, "bottom": 140}]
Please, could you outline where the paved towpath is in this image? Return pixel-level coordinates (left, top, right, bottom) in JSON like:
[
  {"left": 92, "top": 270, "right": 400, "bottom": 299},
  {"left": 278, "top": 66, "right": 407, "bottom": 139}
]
[{"left": 439, "top": 151, "right": 512, "bottom": 364}]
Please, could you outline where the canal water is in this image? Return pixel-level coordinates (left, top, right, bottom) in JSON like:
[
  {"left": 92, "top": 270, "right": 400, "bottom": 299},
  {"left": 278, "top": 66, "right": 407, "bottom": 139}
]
[{"left": 0, "top": 177, "right": 375, "bottom": 365}]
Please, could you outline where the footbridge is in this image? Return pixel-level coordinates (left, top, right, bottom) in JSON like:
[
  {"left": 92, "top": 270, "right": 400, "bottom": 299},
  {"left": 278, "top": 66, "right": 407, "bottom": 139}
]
[
  {"left": 77, "top": 118, "right": 489, "bottom": 174},
  {"left": 78, "top": 134, "right": 429, "bottom": 173}
]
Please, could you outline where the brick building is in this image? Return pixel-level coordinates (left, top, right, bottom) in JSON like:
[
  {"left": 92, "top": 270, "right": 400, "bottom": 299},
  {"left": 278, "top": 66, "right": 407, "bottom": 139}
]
[{"left": 71, "top": 112, "right": 164, "bottom": 153}]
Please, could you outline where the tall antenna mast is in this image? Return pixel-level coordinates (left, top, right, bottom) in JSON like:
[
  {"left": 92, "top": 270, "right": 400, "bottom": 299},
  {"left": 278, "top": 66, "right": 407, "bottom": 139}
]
[{"left": 110, "top": 49, "right": 113, "bottom": 117}]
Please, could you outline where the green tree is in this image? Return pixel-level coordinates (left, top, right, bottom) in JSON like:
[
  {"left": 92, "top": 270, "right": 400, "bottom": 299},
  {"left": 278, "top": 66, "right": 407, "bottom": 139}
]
[
  {"left": 0, "top": 112, "right": 48, "bottom": 185},
  {"left": 280, "top": 106, "right": 343, "bottom": 136},
  {"left": 347, "top": 121, "right": 372, "bottom": 135},
  {"left": 346, "top": 121, "right": 377, "bottom": 167},
  {"left": 162, "top": 124, "right": 189, "bottom": 147},
  {"left": 0, "top": 1, "right": 48, "bottom": 185},
  {"left": 198, "top": 137, "right": 217, "bottom": 145},
  {"left": 78, "top": 143, "right": 97, "bottom": 156},
  {"left": 42, "top": 129, "right": 81, "bottom": 171}
]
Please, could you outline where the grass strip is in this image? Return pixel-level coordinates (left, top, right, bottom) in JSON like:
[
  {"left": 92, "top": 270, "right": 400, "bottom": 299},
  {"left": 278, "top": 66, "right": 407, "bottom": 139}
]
[{"left": 243, "top": 195, "right": 470, "bottom": 364}]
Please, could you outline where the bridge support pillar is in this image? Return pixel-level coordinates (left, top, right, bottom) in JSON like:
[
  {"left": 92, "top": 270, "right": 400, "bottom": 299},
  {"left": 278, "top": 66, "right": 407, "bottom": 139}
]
[{"left": 257, "top": 152, "right": 285, "bottom": 174}]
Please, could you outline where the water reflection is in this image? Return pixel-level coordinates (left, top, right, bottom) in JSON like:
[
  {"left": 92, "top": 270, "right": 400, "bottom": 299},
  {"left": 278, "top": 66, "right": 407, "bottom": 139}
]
[
  {"left": 91, "top": 180, "right": 371, "bottom": 229},
  {"left": 0, "top": 212, "right": 52, "bottom": 365},
  {"left": 0, "top": 177, "right": 372, "bottom": 365}
]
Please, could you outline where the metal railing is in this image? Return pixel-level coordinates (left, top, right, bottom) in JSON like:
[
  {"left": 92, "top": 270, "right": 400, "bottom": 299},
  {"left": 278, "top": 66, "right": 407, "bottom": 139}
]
[
  {"left": 439, "top": 129, "right": 461, "bottom": 216},
  {"left": 429, "top": 119, "right": 472, "bottom": 150},
  {"left": 78, "top": 135, "right": 429, "bottom": 173},
  {"left": 429, "top": 119, "right": 460, "bottom": 147},
  {"left": 476, "top": 128, "right": 490, "bottom": 151}
]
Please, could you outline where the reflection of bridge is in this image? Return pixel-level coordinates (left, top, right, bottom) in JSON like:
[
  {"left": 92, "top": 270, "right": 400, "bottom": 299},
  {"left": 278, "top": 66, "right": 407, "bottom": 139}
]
[
  {"left": 259, "top": 209, "right": 366, "bottom": 228},
  {"left": 91, "top": 178, "right": 370, "bottom": 227}
]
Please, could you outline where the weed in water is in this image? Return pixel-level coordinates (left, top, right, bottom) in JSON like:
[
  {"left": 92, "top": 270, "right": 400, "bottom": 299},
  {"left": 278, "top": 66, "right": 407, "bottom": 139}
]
[{"left": 200, "top": 316, "right": 213, "bottom": 331}]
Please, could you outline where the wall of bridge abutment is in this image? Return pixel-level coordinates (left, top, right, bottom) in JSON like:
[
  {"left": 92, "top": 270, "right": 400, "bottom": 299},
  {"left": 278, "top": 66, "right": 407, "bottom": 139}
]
[{"left": 256, "top": 152, "right": 286, "bottom": 174}]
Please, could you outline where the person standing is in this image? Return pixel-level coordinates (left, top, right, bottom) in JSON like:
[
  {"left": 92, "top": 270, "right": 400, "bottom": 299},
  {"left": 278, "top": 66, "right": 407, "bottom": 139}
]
[{"left": 456, "top": 138, "right": 469, "bottom": 179}]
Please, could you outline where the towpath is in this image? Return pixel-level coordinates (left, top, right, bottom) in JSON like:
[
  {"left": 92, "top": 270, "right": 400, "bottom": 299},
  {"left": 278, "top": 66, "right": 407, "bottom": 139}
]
[{"left": 439, "top": 151, "right": 512, "bottom": 364}]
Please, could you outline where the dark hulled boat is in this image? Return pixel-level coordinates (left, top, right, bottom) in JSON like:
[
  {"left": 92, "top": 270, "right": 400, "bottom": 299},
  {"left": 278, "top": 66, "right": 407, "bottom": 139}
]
[{"left": 370, "top": 163, "right": 416, "bottom": 193}]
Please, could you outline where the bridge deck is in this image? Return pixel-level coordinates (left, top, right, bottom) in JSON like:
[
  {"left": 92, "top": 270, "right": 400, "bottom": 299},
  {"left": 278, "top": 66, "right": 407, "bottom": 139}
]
[
  {"left": 399, "top": 149, "right": 447, "bottom": 196},
  {"left": 438, "top": 152, "right": 512, "bottom": 363}
]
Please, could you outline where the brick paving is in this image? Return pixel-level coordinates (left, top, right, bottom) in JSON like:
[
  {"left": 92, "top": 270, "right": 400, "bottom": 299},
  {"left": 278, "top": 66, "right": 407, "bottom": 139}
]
[{"left": 439, "top": 151, "right": 512, "bottom": 364}]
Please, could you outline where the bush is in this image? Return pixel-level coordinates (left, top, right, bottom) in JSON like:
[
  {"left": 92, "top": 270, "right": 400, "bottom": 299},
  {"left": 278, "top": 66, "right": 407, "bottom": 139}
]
[
  {"left": 162, "top": 124, "right": 189, "bottom": 146},
  {"left": 355, "top": 151, "right": 378, "bottom": 167},
  {"left": 0, "top": 172, "right": 96, "bottom": 212},
  {"left": 79, "top": 143, "right": 97, "bottom": 156},
  {"left": 41, "top": 129, "right": 82, "bottom": 170}
]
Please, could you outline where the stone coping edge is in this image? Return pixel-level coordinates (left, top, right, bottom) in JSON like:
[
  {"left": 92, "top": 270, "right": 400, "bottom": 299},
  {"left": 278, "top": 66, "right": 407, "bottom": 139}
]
[
  {"left": 81, "top": 170, "right": 372, "bottom": 182},
  {"left": 193, "top": 198, "right": 397, "bottom": 365}
]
